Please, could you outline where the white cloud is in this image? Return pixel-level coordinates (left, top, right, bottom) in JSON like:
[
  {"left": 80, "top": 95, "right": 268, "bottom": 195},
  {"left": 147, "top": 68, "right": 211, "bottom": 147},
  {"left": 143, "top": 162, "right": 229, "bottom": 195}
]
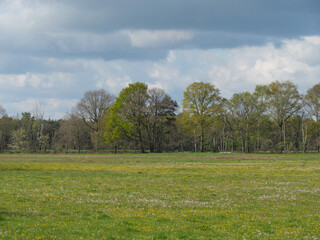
[
  {"left": 95, "top": 76, "right": 132, "bottom": 94},
  {"left": 44, "top": 98, "right": 79, "bottom": 119},
  {"left": 0, "top": 72, "right": 74, "bottom": 89},
  {"left": 148, "top": 36, "right": 320, "bottom": 97},
  {"left": 6, "top": 98, "right": 78, "bottom": 119},
  {"left": 124, "top": 30, "right": 194, "bottom": 48},
  {"left": 0, "top": 0, "right": 51, "bottom": 31},
  {"left": 1, "top": 35, "right": 319, "bottom": 118}
]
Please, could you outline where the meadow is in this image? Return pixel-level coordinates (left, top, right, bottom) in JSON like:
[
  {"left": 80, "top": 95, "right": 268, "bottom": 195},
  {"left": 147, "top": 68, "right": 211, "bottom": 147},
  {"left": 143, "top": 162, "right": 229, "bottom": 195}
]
[{"left": 0, "top": 153, "right": 320, "bottom": 239}]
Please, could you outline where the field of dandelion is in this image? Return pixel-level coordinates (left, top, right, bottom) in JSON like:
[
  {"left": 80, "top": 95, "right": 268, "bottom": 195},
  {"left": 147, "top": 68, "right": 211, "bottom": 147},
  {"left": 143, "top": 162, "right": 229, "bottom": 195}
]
[{"left": 0, "top": 153, "right": 320, "bottom": 239}]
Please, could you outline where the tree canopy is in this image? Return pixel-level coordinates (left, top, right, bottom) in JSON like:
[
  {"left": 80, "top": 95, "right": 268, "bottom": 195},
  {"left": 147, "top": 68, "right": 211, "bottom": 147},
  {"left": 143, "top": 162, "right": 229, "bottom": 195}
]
[
  {"left": 1, "top": 80, "right": 320, "bottom": 154},
  {"left": 182, "top": 82, "right": 222, "bottom": 152}
]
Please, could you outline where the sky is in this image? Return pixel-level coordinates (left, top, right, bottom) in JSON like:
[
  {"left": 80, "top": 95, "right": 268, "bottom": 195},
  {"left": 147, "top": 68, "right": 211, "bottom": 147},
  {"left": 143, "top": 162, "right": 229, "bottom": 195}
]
[{"left": 0, "top": 0, "right": 320, "bottom": 119}]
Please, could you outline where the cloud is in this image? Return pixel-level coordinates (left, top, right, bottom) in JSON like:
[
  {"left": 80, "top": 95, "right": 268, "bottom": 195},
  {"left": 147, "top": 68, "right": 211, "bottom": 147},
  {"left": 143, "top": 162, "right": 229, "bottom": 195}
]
[
  {"left": 0, "top": 0, "right": 48, "bottom": 31},
  {"left": 5, "top": 98, "right": 78, "bottom": 119},
  {"left": 1, "top": 0, "right": 319, "bottom": 62},
  {"left": 0, "top": 1, "right": 319, "bottom": 118},
  {"left": 0, "top": 72, "right": 75, "bottom": 90},
  {"left": 147, "top": 36, "right": 320, "bottom": 98},
  {"left": 124, "top": 30, "right": 194, "bottom": 48},
  {"left": 1, "top": 35, "right": 320, "bottom": 118}
]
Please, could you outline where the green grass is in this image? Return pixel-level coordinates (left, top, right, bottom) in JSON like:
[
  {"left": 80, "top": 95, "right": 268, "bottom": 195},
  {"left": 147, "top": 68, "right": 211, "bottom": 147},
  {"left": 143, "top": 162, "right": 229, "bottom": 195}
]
[{"left": 0, "top": 153, "right": 320, "bottom": 239}]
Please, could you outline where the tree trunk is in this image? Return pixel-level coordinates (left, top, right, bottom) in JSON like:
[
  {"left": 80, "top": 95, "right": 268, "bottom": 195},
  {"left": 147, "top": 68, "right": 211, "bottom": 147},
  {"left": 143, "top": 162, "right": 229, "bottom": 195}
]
[
  {"left": 138, "top": 131, "right": 145, "bottom": 153},
  {"left": 279, "top": 121, "right": 283, "bottom": 154},
  {"left": 245, "top": 124, "right": 249, "bottom": 153},
  {"left": 316, "top": 130, "right": 320, "bottom": 153},
  {"left": 149, "top": 135, "right": 154, "bottom": 153},
  {"left": 257, "top": 121, "right": 260, "bottom": 152},
  {"left": 200, "top": 126, "right": 204, "bottom": 152},
  {"left": 114, "top": 145, "right": 118, "bottom": 154},
  {"left": 193, "top": 129, "right": 197, "bottom": 152},
  {"left": 283, "top": 120, "right": 286, "bottom": 153},
  {"left": 146, "top": 124, "right": 154, "bottom": 153}
]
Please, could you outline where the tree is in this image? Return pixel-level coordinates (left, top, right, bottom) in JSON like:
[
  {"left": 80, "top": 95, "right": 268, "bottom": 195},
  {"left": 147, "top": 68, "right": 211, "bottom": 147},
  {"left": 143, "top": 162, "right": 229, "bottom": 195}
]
[
  {"left": 182, "top": 82, "right": 222, "bottom": 152},
  {"left": 56, "top": 114, "right": 91, "bottom": 153},
  {"left": 145, "top": 88, "right": 178, "bottom": 152},
  {"left": 31, "top": 102, "right": 45, "bottom": 151},
  {"left": 266, "top": 80, "right": 303, "bottom": 153},
  {"left": 19, "top": 112, "right": 34, "bottom": 152},
  {"left": 0, "top": 116, "right": 14, "bottom": 152},
  {"left": 227, "top": 91, "right": 265, "bottom": 152},
  {"left": 105, "top": 83, "right": 178, "bottom": 153},
  {"left": 305, "top": 84, "right": 320, "bottom": 152},
  {"left": 0, "top": 105, "right": 6, "bottom": 118},
  {"left": 9, "top": 128, "right": 27, "bottom": 152},
  {"left": 105, "top": 83, "right": 149, "bottom": 153},
  {"left": 0, "top": 105, "right": 10, "bottom": 152},
  {"left": 306, "top": 84, "right": 320, "bottom": 122},
  {"left": 74, "top": 89, "right": 114, "bottom": 151}
]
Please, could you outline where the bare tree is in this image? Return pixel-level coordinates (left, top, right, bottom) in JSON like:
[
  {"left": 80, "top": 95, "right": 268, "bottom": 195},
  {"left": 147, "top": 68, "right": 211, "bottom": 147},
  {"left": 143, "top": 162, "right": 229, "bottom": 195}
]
[
  {"left": 31, "top": 102, "right": 46, "bottom": 151},
  {"left": 74, "top": 89, "right": 114, "bottom": 132},
  {"left": 32, "top": 102, "right": 45, "bottom": 120},
  {"left": 0, "top": 105, "right": 6, "bottom": 118},
  {"left": 73, "top": 89, "right": 114, "bottom": 151},
  {"left": 56, "top": 114, "right": 91, "bottom": 153}
]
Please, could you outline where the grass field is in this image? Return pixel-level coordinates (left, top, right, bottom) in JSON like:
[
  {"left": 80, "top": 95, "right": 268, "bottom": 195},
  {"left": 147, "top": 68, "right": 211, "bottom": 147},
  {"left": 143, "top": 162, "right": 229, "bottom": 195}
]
[{"left": 0, "top": 153, "right": 320, "bottom": 239}]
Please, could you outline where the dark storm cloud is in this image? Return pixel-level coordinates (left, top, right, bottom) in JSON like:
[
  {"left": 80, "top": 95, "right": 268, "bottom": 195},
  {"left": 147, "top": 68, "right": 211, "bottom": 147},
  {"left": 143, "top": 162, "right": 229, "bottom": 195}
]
[
  {"left": 50, "top": 0, "right": 320, "bottom": 38},
  {"left": 1, "top": 0, "right": 319, "bottom": 61}
]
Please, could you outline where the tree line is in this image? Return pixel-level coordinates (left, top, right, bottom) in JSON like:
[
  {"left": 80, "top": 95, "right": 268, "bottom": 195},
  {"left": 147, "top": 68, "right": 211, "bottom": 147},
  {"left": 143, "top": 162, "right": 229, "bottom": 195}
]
[{"left": 1, "top": 80, "right": 320, "bottom": 153}]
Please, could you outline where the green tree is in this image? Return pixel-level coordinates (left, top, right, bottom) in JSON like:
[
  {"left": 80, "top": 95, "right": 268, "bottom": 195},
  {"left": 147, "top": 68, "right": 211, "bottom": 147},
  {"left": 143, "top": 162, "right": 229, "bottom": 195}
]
[
  {"left": 227, "top": 91, "right": 265, "bottom": 153},
  {"left": 306, "top": 84, "right": 320, "bottom": 122},
  {"left": 266, "top": 80, "right": 303, "bottom": 153},
  {"left": 0, "top": 115, "right": 14, "bottom": 152},
  {"left": 182, "top": 82, "right": 222, "bottom": 152},
  {"left": 305, "top": 84, "right": 320, "bottom": 152},
  {"left": 145, "top": 88, "right": 178, "bottom": 152},
  {"left": 9, "top": 128, "right": 27, "bottom": 152},
  {"left": 105, "top": 83, "right": 178, "bottom": 153},
  {"left": 105, "top": 82, "right": 149, "bottom": 153},
  {"left": 20, "top": 112, "right": 34, "bottom": 151}
]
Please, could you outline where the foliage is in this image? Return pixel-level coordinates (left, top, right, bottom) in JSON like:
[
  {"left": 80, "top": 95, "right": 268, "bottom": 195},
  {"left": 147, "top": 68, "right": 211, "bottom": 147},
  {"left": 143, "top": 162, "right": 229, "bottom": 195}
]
[
  {"left": 265, "top": 80, "right": 303, "bottom": 153},
  {"left": 105, "top": 82, "right": 149, "bottom": 153},
  {"left": 105, "top": 83, "right": 178, "bottom": 153},
  {"left": 8, "top": 128, "right": 27, "bottom": 151},
  {"left": 182, "top": 82, "right": 222, "bottom": 152},
  {"left": 1, "top": 81, "right": 320, "bottom": 153},
  {"left": 145, "top": 88, "right": 178, "bottom": 152},
  {"left": 305, "top": 83, "right": 320, "bottom": 121},
  {"left": 227, "top": 91, "right": 265, "bottom": 152}
]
